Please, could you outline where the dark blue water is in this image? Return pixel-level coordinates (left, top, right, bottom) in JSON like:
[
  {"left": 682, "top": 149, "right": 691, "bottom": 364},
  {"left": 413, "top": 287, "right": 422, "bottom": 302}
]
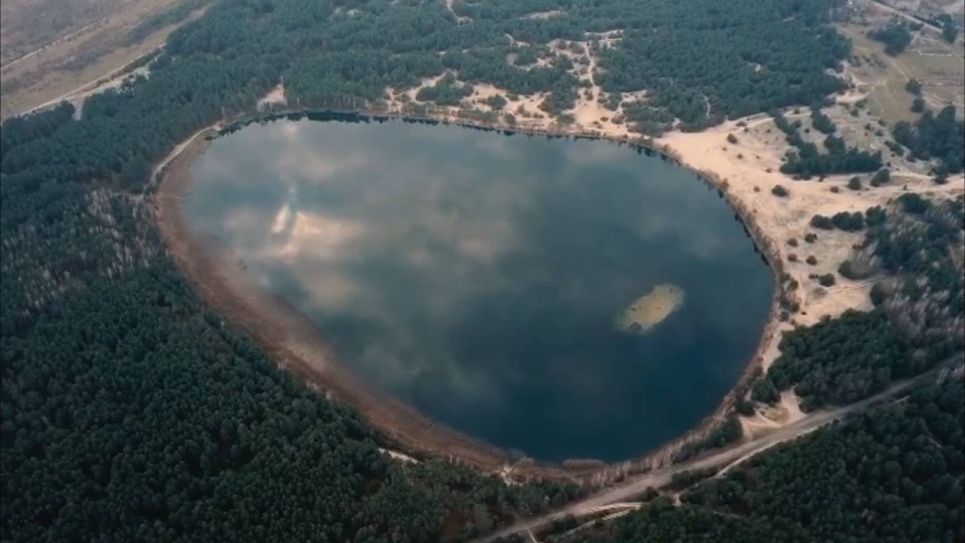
[{"left": 183, "top": 117, "right": 773, "bottom": 462}]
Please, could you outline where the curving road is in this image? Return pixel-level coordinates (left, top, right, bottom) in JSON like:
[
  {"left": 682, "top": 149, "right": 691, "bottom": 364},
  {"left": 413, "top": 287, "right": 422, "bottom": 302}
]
[{"left": 471, "top": 375, "right": 933, "bottom": 543}]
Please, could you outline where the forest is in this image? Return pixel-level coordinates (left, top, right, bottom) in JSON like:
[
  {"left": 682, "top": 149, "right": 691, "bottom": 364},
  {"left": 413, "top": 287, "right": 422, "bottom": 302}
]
[
  {"left": 575, "top": 380, "right": 964, "bottom": 543},
  {"left": 892, "top": 106, "right": 965, "bottom": 175},
  {"left": 1, "top": 0, "right": 962, "bottom": 541},
  {"left": 759, "top": 195, "right": 964, "bottom": 411}
]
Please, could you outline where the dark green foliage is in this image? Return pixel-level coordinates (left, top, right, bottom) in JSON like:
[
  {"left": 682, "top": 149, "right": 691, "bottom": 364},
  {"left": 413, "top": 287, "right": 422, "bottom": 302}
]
[
  {"left": 810, "top": 106, "right": 836, "bottom": 134},
  {"left": 871, "top": 168, "right": 891, "bottom": 186},
  {"left": 817, "top": 273, "right": 835, "bottom": 287},
  {"left": 905, "top": 78, "right": 923, "bottom": 95},
  {"left": 869, "top": 23, "right": 913, "bottom": 56},
  {"left": 942, "top": 20, "right": 959, "bottom": 43},
  {"left": 771, "top": 185, "right": 789, "bottom": 197},
  {"left": 594, "top": 0, "right": 848, "bottom": 129},
  {"left": 677, "top": 416, "right": 744, "bottom": 461},
  {"left": 893, "top": 106, "right": 965, "bottom": 173},
  {"left": 644, "top": 382, "right": 964, "bottom": 543},
  {"left": 483, "top": 94, "right": 508, "bottom": 110},
  {"left": 751, "top": 378, "right": 780, "bottom": 404},
  {"left": 416, "top": 73, "right": 473, "bottom": 106},
  {"left": 838, "top": 260, "right": 866, "bottom": 280},
  {"left": 765, "top": 302, "right": 959, "bottom": 411},
  {"left": 0, "top": 102, "right": 75, "bottom": 159},
  {"left": 806, "top": 255, "right": 818, "bottom": 265},
  {"left": 670, "top": 468, "right": 717, "bottom": 489},
  {"left": 866, "top": 205, "right": 887, "bottom": 226},
  {"left": 898, "top": 193, "right": 930, "bottom": 214},
  {"left": 0, "top": 1, "right": 954, "bottom": 542},
  {"left": 885, "top": 139, "right": 905, "bottom": 156},
  {"left": 911, "top": 96, "right": 926, "bottom": 113},
  {"left": 775, "top": 111, "right": 881, "bottom": 176},
  {"left": 781, "top": 144, "right": 882, "bottom": 176},
  {"left": 810, "top": 214, "right": 834, "bottom": 229},
  {"left": 621, "top": 102, "right": 675, "bottom": 136},
  {"left": 870, "top": 282, "right": 888, "bottom": 306},
  {"left": 538, "top": 81, "right": 577, "bottom": 115},
  {"left": 831, "top": 210, "right": 864, "bottom": 231},
  {"left": 873, "top": 196, "right": 963, "bottom": 308},
  {"left": 847, "top": 176, "right": 862, "bottom": 190},
  {"left": 736, "top": 400, "right": 756, "bottom": 416},
  {"left": 0, "top": 268, "right": 581, "bottom": 542},
  {"left": 804, "top": 232, "right": 818, "bottom": 243},
  {"left": 767, "top": 311, "right": 904, "bottom": 409}
]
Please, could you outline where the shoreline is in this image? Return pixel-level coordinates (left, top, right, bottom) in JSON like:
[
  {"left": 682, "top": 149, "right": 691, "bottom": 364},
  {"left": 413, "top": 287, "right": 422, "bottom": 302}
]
[{"left": 153, "top": 106, "right": 789, "bottom": 485}]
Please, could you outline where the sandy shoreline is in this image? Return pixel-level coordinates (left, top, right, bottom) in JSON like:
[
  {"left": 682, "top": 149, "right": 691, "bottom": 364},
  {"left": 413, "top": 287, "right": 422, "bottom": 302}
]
[{"left": 152, "top": 97, "right": 963, "bottom": 484}]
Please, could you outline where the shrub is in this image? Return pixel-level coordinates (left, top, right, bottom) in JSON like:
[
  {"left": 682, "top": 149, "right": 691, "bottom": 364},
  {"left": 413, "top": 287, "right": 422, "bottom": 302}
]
[
  {"left": 817, "top": 273, "right": 836, "bottom": 287},
  {"left": 752, "top": 378, "right": 780, "bottom": 404},
  {"left": 870, "top": 283, "right": 887, "bottom": 306},
  {"left": 865, "top": 206, "right": 887, "bottom": 226},
  {"left": 905, "top": 79, "right": 922, "bottom": 95},
  {"left": 804, "top": 233, "right": 818, "bottom": 243},
  {"left": 727, "top": 133, "right": 739, "bottom": 144},
  {"left": 870, "top": 168, "right": 890, "bottom": 187},
  {"left": 806, "top": 255, "right": 818, "bottom": 265},
  {"left": 910, "top": 97, "right": 926, "bottom": 113},
  {"left": 772, "top": 185, "right": 789, "bottom": 197},
  {"left": 810, "top": 215, "right": 834, "bottom": 230},
  {"left": 838, "top": 260, "right": 871, "bottom": 280},
  {"left": 897, "top": 193, "right": 929, "bottom": 214},
  {"left": 787, "top": 238, "right": 798, "bottom": 247},
  {"left": 831, "top": 211, "right": 864, "bottom": 231}
]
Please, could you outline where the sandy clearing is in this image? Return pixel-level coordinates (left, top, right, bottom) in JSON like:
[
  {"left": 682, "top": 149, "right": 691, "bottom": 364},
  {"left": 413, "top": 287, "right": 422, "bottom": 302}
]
[{"left": 257, "top": 83, "right": 287, "bottom": 111}]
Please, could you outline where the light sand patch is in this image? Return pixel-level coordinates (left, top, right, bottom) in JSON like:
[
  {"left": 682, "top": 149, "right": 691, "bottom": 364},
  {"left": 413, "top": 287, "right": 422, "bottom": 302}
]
[
  {"left": 522, "top": 10, "right": 564, "bottom": 19},
  {"left": 615, "top": 284, "right": 685, "bottom": 334},
  {"left": 657, "top": 115, "right": 964, "bottom": 371},
  {"left": 257, "top": 83, "right": 287, "bottom": 111},
  {"left": 740, "top": 390, "right": 806, "bottom": 439}
]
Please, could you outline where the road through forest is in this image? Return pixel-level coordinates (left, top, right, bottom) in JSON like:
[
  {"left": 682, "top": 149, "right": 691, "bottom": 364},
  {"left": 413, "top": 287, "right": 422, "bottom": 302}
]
[{"left": 471, "top": 374, "right": 935, "bottom": 543}]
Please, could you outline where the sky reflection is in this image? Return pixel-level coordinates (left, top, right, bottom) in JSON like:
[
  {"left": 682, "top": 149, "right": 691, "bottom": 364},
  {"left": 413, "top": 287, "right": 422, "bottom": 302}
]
[{"left": 184, "top": 118, "right": 773, "bottom": 461}]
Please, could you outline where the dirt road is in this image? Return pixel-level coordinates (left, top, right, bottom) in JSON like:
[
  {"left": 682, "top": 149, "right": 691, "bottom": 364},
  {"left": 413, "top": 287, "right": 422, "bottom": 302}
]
[{"left": 470, "top": 375, "right": 931, "bottom": 543}]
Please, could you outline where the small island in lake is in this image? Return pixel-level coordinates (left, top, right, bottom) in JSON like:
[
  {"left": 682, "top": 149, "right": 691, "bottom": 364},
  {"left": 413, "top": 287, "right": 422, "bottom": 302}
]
[{"left": 615, "top": 284, "right": 685, "bottom": 334}]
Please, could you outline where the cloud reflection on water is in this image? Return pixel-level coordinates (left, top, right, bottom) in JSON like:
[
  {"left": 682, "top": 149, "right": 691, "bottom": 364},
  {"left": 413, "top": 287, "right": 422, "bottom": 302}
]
[{"left": 184, "top": 118, "right": 773, "bottom": 461}]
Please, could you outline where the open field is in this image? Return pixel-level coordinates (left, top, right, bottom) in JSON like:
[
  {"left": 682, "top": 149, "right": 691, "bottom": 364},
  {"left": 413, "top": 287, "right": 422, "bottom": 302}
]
[
  {"left": 837, "top": 23, "right": 964, "bottom": 124},
  {"left": 0, "top": 0, "right": 207, "bottom": 118}
]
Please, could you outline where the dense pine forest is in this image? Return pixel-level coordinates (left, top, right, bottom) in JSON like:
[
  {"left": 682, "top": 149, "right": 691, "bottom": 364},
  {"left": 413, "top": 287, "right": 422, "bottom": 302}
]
[
  {"left": 574, "top": 380, "right": 964, "bottom": 543},
  {"left": 1, "top": 0, "right": 963, "bottom": 541}
]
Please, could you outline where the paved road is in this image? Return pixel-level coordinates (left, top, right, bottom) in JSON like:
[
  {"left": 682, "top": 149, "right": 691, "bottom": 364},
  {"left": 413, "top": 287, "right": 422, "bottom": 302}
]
[{"left": 471, "top": 376, "right": 927, "bottom": 543}]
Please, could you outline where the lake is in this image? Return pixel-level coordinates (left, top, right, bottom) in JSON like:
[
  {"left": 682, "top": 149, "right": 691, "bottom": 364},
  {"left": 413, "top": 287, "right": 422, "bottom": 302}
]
[{"left": 183, "top": 115, "right": 774, "bottom": 462}]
